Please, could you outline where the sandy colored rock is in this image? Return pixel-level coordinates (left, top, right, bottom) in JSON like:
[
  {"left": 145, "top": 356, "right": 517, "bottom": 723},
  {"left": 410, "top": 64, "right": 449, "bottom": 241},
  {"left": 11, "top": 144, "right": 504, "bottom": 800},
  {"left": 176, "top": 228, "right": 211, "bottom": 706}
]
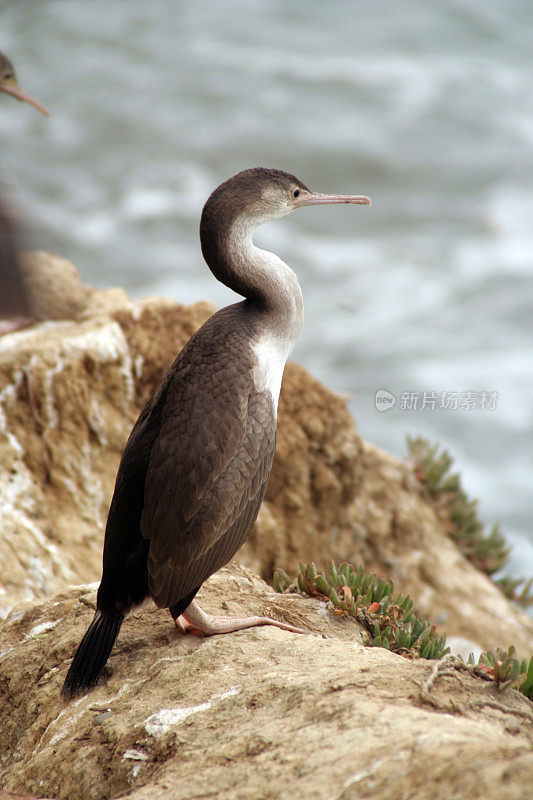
[
  {"left": 19, "top": 252, "right": 93, "bottom": 322},
  {"left": 0, "top": 253, "right": 532, "bottom": 659},
  {"left": 0, "top": 565, "right": 532, "bottom": 800},
  {"left": 0, "top": 282, "right": 213, "bottom": 614}
]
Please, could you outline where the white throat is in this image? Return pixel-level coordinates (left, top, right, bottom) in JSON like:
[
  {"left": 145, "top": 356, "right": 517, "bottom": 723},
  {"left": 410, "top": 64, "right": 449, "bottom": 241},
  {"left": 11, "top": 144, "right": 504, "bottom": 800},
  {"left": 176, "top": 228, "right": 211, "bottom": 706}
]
[
  {"left": 251, "top": 337, "right": 290, "bottom": 411},
  {"left": 226, "top": 218, "right": 304, "bottom": 411}
]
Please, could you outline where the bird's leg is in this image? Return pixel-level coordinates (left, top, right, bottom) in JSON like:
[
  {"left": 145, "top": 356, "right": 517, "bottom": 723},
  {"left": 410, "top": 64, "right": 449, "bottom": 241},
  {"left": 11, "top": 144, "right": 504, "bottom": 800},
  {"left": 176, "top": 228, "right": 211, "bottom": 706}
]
[{"left": 174, "top": 599, "right": 305, "bottom": 636}]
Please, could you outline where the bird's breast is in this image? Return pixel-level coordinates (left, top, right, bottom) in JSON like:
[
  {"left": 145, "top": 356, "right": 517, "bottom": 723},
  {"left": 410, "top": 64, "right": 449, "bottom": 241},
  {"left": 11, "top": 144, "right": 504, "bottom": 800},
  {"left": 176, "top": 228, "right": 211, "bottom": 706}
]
[{"left": 251, "top": 336, "right": 291, "bottom": 412}]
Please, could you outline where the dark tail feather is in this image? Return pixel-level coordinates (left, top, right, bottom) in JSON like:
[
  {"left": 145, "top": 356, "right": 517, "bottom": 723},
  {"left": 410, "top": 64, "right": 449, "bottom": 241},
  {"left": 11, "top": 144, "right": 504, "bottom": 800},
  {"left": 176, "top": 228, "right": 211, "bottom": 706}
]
[{"left": 61, "top": 611, "right": 123, "bottom": 698}]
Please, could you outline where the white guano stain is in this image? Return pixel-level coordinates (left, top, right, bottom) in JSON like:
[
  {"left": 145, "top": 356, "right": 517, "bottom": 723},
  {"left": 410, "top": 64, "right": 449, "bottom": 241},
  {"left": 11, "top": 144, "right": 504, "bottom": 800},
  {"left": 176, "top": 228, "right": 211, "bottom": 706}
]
[
  {"left": 144, "top": 686, "right": 240, "bottom": 737},
  {"left": 123, "top": 749, "right": 149, "bottom": 761},
  {"left": 46, "top": 696, "right": 88, "bottom": 747},
  {"left": 0, "top": 369, "right": 24, "bottom": 455},
  {"left": 43, "top": 322, "right": 135, "bottom": 428},
  {"left": 41, "top": 682, "right": 132, "bottom": 750},
  {"left": 27, "top": 619, "right": 60, "bottom": 638},
  {"left": 0, "top": 320, "right": 136, "bottom": 616}
]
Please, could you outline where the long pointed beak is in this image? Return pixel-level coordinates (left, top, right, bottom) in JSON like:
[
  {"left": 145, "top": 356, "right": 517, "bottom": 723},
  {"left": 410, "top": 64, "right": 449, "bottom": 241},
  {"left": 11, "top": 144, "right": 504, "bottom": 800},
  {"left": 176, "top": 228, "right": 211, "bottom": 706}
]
[
  {"left": 0, "top": 81, "right": 50, "bottom": 116},
  {"left": 295, "top": 192, "right": 371, "bottom": 207}
]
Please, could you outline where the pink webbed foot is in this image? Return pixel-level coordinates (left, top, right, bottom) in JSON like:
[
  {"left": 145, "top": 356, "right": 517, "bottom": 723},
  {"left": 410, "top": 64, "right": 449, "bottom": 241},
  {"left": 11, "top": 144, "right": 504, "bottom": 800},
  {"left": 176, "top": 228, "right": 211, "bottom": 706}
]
[{"left": 174, "top": 599, "right": 305, "bottom": 636}]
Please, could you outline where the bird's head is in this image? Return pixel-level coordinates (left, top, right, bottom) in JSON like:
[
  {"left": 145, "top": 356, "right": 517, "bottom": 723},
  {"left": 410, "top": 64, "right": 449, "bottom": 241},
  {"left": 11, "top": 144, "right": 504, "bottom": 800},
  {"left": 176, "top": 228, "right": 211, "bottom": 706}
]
[
  {"left": 0, "top": 52, "right": 49, "bottom": 116},
  {"left": 202, "top": 167, "right": 371, "bottom": 234}
]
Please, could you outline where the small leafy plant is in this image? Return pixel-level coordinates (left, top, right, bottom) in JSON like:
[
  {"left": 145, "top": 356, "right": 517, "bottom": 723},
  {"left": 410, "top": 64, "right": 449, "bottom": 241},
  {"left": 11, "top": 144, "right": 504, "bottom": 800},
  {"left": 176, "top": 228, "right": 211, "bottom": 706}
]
[
  {"left": 494, "top": 576, "right": 533, "bottom": 610},
  {"left": 407, "top": 436, "right": 533, "bottom": 610},
  {"left": 407, "top": 435, "right": 510, "bottom": 575},
  {"left": 274, "top": 560, "right": 449, "bottom": 661},
  {"left": 468, "top": 646, "right": 533, "bottom": 699}
]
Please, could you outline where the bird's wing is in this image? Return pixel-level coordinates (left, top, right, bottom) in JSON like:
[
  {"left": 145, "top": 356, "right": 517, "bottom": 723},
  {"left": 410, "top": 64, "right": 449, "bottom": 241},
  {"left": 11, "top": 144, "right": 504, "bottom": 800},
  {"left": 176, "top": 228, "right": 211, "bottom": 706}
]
[
  {"left": 141, "top": 339, "right": 276, "bottom": 609},
  {"left": 97, "top": 366, "right": 177, "bottom": 613}
]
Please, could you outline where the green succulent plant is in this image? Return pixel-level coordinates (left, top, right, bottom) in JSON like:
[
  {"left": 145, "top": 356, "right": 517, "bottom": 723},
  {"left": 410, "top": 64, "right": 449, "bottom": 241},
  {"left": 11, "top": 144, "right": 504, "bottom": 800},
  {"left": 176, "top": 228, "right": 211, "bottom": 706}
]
[
  {"left": 494, "top": 576, "right": 533, "bottom": 609},
  {"left": 468, "top": 646, "right": 533, "bottom": 699},
  {"left": 274, "top": 560, "right": 449, "bottom": 661},
  {"left": 407, "top": 436, "right": 532, "bottom": 610},
  {"left": 276, "top": 560, "right": 532, "bottom": 703},
  {"left": 407, "top": 435, "right": 510, "bottom": 574}
]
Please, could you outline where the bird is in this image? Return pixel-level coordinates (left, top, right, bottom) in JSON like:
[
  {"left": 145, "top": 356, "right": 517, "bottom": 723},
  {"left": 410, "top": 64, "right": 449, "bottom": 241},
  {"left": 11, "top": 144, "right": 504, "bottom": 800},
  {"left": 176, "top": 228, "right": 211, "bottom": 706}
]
[
  {"left": 0, "top": 51, "right": 49, "bottom": 116},
  {"left": 0, "top": 51, "right": 49, "bottom": 333},
  {"left": 61, "top": 167, "right": 371, "bottom": 697}
]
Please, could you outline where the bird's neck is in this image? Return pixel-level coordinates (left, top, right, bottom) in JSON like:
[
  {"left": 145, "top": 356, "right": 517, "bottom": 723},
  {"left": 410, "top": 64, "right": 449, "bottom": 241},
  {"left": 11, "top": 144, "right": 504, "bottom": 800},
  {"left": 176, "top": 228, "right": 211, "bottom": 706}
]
[{"left": 202, "top": 215, "right": 304, "bottom": 350}]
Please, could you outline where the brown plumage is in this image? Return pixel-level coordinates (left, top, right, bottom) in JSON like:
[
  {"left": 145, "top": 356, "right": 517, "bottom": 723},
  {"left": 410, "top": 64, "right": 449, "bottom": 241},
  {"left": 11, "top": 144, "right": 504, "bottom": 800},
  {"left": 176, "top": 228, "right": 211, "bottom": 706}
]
[
  {"left": 0, "top": 191, "right": 29, "bottom": 321},
  {"left": 143, "top": 310, "right": 274, "bottom": 608},
  {"left": 62, "top": 168, "right": 370, "bottom": 697}
]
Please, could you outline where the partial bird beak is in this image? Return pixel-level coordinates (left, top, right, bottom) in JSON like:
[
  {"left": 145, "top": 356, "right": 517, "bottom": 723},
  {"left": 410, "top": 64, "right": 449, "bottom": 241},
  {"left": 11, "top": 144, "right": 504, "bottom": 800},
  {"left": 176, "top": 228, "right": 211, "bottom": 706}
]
[
  {"left": 295, "top": 192, "right": 371, "bottom": 207},
  {"left": 0, "top": 80, "right": 50, "bottom": 116}
]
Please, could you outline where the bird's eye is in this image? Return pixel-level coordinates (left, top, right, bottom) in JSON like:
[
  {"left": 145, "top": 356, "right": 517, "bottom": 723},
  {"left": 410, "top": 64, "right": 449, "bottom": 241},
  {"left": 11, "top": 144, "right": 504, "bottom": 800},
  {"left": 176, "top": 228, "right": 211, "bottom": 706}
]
[{"left": 292, "top": 189, "right": 300, "bottom": 198}]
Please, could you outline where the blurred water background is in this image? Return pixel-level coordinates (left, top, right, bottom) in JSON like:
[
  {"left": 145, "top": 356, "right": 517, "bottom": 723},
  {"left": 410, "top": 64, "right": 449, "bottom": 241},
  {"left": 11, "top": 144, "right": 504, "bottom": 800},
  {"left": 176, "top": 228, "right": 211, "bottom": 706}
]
[{"left": 2, "top": 0, "right": 532, "bottom": 584}]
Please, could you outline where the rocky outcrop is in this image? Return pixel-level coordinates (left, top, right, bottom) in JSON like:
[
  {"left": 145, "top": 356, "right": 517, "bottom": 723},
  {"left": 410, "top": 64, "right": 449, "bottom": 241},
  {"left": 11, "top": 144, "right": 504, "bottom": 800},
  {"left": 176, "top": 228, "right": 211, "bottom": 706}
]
[
  {"left": 0, "top": 269, "right": 213, "bottom": 614},
  {"left": 1, "top": 565, "right": 532, "bottom": 800},
  {"left": 19, "top": 251, "right": 94, "bottom": 323},
  {"left": 1, "top": 253, "right": 533, "bottom": 800},
  {"left": 1, "top": 252, "right": 532, "bottom": 662}
]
